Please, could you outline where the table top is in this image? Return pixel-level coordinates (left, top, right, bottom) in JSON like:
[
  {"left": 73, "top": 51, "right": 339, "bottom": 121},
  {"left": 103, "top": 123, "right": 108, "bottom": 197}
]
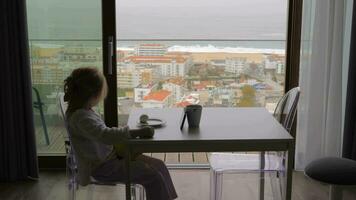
[{"left": 127, "top": 108, "right": 293, "bottom": 144}]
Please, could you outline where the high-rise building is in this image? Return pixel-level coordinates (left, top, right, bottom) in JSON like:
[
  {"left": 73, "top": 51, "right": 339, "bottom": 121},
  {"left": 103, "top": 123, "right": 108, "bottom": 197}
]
[
  {"left": 135, "top": 44, "right": 167, "bottom": 56},
  {"left": 118, "top": 55, "right": 190, "bottom": 77},
  {"left": 117, "top": 69, "right": 141, "bottom": 88},
  {"left": 225, "top": 58, "right": 247, "bottom": 74}
]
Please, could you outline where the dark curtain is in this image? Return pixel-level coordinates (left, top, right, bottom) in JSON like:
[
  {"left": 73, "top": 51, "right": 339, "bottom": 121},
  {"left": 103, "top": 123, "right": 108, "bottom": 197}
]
[
  {"left": 343, "top": 1, "right": 356, "bottom": 161},
  {"left": 0, "top": 0, "right": 39, "bottom": 180}
]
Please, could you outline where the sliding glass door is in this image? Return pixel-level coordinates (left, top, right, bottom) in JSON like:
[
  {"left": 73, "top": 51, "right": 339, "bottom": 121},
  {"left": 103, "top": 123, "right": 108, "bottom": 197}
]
[
  {"left": 27, "top": 0, "right": 105, "bottom": 155},
  {"left": 114, "top": 0, "right": 289, "bottom": 165},
  {"left": 26, "top": 0, "right": 300, "bottom": 162}
]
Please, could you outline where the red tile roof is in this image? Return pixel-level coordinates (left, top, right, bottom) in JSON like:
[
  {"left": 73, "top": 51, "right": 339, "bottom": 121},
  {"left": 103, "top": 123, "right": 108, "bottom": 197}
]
[{"left": 143, "top": 90, "right": 171, "bottom": 102}]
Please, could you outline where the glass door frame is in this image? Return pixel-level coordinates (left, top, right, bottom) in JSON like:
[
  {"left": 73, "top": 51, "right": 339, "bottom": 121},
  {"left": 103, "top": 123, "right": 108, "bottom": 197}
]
[
  {"left": 38, "top": 0, "right": 303, "bottom": 169},
  {"left": 37, "top": 0, "right": 118, "bottom": 168},
  {"left": 102, "top": 0, "right": 118, "bottom": 127}
]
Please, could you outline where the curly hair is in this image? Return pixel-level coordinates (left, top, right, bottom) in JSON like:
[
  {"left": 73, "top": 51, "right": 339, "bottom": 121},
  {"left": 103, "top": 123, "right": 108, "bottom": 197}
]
[{"left": 64, "top": 67, "right": 107, "bottom": 115}]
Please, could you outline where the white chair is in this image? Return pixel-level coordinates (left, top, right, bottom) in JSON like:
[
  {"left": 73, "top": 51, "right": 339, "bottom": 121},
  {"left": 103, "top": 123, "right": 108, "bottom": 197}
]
[
  {"left": 209, "top": 87, "right": 300, "bottom": 200},
  {"left": 58, "top": 94, "right": 145, "bottom": 200}
]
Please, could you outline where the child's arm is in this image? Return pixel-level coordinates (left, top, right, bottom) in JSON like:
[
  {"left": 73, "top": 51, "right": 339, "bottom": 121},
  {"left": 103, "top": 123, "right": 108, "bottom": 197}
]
[
  {"left": 73, "top": 110, "right": 130, "bottom": 144},
  {"left": 130, "top": 126, "right": 155, "bottom": 138}
]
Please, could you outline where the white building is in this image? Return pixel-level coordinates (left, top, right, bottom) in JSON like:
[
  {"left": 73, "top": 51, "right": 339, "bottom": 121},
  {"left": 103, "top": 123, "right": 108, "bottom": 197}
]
[
  {"left": 118, "top": 56, "right": 190, "bottom": 78},
  {"left": 225, "top": 58, "right": 247, "bottom": 74},
  {"left": 264, "top": 58, "right": 278, "bottom": 70},
  {"left": 162, "top": 82, "right": 186, "bottom": 103},
  {"left": 134, "top": 83, "right": 156, "bottom": 103},
  {"left": 135, "top": 44, "right": 167, "bottom": 56},
  {"left": 117, "top": 69, "right": 141, "bottom": 88},
  {"left": 276, "top": 63, "right": 285, "bottom": 74},
  {"left": 210, "top": 59, "right": 226, "bottom": 68}
]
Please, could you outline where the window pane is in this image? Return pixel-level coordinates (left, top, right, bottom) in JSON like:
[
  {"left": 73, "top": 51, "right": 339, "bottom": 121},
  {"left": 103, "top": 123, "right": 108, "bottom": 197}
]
[
  {"left": 116, "top": 1, "right": 288, "bottom": 129},
  {"left": 117, "top": 0, "right": 287, "bottom": 40},
  {"left": 27, "top": 0, "right": 103, "bottom": 155}
]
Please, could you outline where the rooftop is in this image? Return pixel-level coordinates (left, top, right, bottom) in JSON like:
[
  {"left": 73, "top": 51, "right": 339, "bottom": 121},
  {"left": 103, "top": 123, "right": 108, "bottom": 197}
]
[{"left": 143, "top": 90, "right": 171, "bottom": 102}]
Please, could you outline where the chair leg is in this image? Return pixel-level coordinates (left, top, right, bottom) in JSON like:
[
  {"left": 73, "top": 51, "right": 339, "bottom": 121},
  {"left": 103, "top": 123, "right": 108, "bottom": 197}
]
[
  {"left": 270, "top": 171, "right": 282, "bottom": 200},
  {"left": 131, "top": 185, "right": 136, "bottom": 200},
  {"left": 68, "top": 180, "right": 76, "bottom": 200},
  {"left": 87, "top": 184, "right": 95, "bottom": 200},
  {"left": 216, "top": 172, "right": 223, "bottom": 200},
  {"left": 259, "top": 152, "right": 265, "bottom": 200},
  {"left": 135, "top": 184, "right": 145, "bottom": 200},
  {"left": 210, "top": 170, "right": 216, "bottom": 200},
  {"left": 210, "top": 170, "right": 223, "bottom": 200},
  {"left": 329, "top": 185, "right": 343, "bottom": 200}
]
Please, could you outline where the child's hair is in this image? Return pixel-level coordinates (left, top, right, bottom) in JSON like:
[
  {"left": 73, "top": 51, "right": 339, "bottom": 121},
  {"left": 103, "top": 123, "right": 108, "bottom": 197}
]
[{"left": 64, "top": 67, "right": 107, "bottom": 115}]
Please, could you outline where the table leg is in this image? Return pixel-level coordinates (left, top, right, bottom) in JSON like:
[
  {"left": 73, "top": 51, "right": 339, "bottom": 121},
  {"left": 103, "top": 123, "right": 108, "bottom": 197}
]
[
  {"left": 285, "top": 143, "right": 294, "bottom": 200},
  {"left": 259, "top": 151, "right": 265, "bottom": 200},
  {"left": 125, "top": 149, "right": 132, "bottom": 200}
]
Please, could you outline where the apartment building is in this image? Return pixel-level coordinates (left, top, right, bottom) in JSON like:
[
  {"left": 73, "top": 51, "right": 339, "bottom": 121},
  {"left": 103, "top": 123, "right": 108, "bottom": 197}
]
[
  {"left": 135, "top": 44, "right": 167, "bottom": 56},
  {"left": 117, "top": 69, "right": 141, "bottom": 88},
  {"left": 225, "top": 58, "right": 247, "bottom": 74},
  {"left": 134, "top": 83, "right": 156, "bottom": 103},
  {"left": 118, "top": 55, "right": 190, "bottom": 77},
  {"left": 31, "top": 64, "right": 72, "bottom": 85}
]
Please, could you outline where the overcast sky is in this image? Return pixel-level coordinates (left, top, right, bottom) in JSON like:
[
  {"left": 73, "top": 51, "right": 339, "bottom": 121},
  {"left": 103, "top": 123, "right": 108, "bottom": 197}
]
[
  {"left": 117, "top": 0, "right": 288, "bottom": 39},
  {"left": 27, "top": 0, "right": 288, "bottom": 40}
]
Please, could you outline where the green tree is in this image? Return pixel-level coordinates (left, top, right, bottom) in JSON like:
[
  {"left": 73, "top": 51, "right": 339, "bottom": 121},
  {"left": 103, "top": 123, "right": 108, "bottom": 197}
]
[
  {"left": 238, "top": 85, "right": 257, "bottom": 107},
  {"left": 157, "top": 81, "right": 163, "bottom": 90},
  {"left": 241, "top": 85, "right": 255, "bottom": 98}
]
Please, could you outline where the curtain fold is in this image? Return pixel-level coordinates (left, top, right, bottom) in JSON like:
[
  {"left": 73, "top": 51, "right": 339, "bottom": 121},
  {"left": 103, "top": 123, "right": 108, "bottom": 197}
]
[
  {"left": 295, "top": 0, "right": 346, "bottom": 170},
  {"left": 342, "top": 0, "right": 356, "bottom": 160},
  {"left": 0, "top": 0, "right": 39, "bottom": 180}
]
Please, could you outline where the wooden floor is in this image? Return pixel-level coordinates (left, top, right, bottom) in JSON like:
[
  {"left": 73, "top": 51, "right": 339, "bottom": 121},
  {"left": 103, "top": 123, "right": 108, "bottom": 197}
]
[
  {"left": 1, "top": 170, "right": 355, "bottom": 200},
  {"left": 36, "top": 126, "right": 210, "bottom": 164}
]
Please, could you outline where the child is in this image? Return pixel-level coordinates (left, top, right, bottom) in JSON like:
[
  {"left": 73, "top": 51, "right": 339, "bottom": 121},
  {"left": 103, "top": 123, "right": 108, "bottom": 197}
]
[{"left": 64, "top": 67, "right": 177, "bottom": 200}]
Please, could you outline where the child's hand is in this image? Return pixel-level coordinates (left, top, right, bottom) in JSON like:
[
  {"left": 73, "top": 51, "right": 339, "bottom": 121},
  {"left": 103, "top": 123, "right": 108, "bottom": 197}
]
[{"left": 130, "top": 126, "right": 155, "bottom": 138}]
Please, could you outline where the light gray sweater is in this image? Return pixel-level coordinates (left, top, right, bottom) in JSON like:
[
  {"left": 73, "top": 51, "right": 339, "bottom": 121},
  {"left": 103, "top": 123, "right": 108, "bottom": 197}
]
[{"left": 67, "top": 109, "right": 129, "bottom": 185}]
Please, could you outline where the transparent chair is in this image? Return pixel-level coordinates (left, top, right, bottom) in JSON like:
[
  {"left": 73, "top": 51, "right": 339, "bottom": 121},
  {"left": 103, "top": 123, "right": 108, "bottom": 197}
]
[
  {"left": 209, "top": 87, "right": 300, "bottom": 200},
  {"left": 58, "top": 94, "right": 145, "bottom": 200}
]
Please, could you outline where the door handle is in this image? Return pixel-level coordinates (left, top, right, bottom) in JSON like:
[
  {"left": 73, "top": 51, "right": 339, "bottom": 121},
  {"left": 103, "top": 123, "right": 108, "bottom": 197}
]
[{"left": 108, "top": 36, "right": 114, "bottom": 75}]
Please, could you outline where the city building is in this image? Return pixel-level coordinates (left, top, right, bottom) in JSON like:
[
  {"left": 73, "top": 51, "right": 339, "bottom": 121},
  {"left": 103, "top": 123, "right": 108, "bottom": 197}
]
[
  {"left": 134, "top": 83, "right": 156, "bottom": 103},
  {"left": 60, "top": 47, "right": 102, "bottom": 62},
  {"left": 31, "top": 64, "right": 72, "bottom": 85},
  {"left": 210, "top": 59, "right": 226, "bottom": 68},
  {"left": 118, "top": 55, "right": 190, "bottom": 77},
  {"left": 135, "top": 44, "right": 167, "bottom": 56},
  {"left": 225, "top": 58, "right": 247, "bottom": 74},
  {"left": 117, "top": 69, "right": 141, "bottom": 88},
  {"left": 162, "top": 82, "right": 186, "bottom": 103}
]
